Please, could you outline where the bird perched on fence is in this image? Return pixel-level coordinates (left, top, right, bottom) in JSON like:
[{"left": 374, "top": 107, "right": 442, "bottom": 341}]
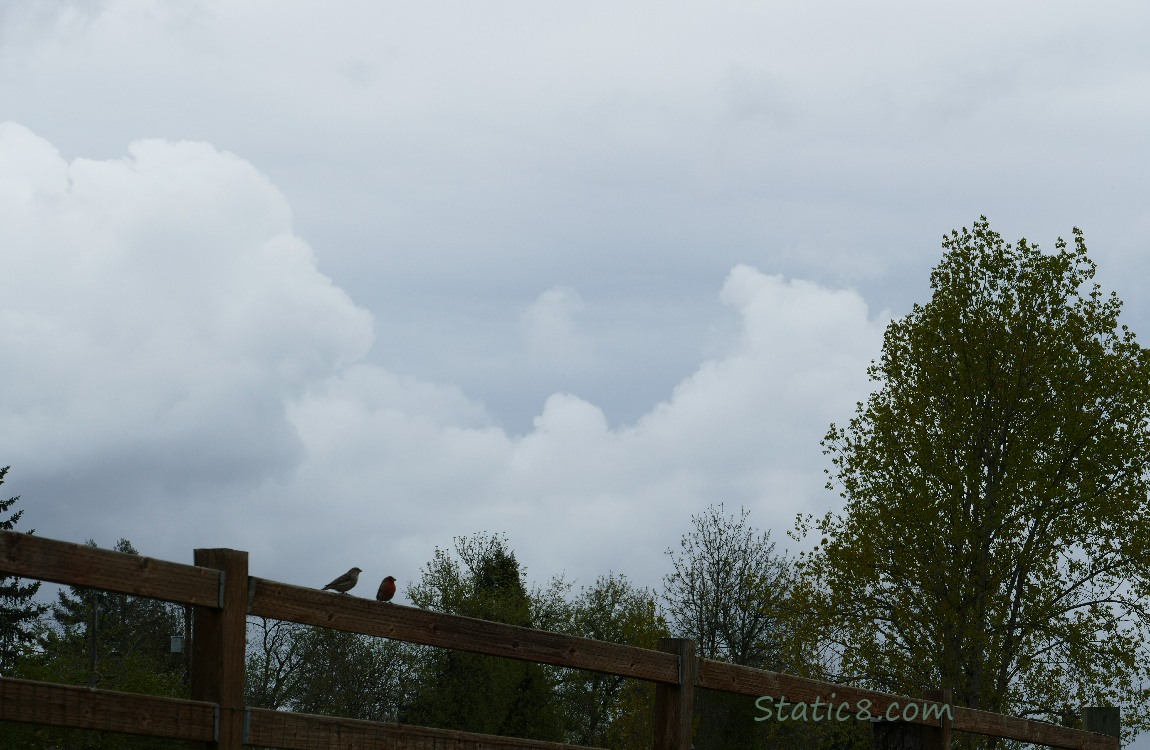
[
  {"left": 322, "top": 567, "right": 362, "bottom": 593},
  {"left": 376, "top": 575, "right": 397, "bottom": 602}
]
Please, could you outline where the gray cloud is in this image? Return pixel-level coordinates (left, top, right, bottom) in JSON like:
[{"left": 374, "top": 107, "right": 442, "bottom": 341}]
[
  {"left": 1, "top": 125, "right": 890, "bottom": 593},
  {"left": 2, "top": 11, "right": 1150, "bottom": 745}
]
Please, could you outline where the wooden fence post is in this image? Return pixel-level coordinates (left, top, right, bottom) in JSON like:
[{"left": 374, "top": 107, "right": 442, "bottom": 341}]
[
  {"left": 1082, "top": 707, "right": 1120, "bottom": 739},
  {"left": 872, "top": 689, "right": 952, "bottom": 750},
  {"left": 653, "top": 637, "right": 696, "bottom": 750},
  {"left": 921, "top": 689, "right": 953, "bottom": 750},
  {"left": 190, "top": 548, "right": 248, "bottom": 750},
  {"left": 871, "top": 719, "right": 921, "bottom": 749}
]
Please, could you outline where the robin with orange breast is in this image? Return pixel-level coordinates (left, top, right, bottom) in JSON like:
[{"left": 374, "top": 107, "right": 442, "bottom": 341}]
[{"left": 376, "top": 575, "right": 397, "bottom": 602}]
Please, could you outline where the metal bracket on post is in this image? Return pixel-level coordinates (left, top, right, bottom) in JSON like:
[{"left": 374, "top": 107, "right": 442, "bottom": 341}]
[
  {"left": 654, "top": 638, "right": 696, "bottom": 750},
  {"left": 192, "top": 548, "right": 248, "bottom": 750}
]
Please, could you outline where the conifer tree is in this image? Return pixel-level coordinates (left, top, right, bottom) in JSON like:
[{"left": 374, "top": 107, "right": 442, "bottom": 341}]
[{"left": 0, "top": 466, "right": 47, "bottom": 675}]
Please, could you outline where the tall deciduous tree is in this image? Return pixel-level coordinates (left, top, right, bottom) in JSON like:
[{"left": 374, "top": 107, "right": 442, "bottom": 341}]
[
  {"left": 245, "top": 616, "right": 307, "bottom": 710},
  {"left": 664, "top": 504, "right": 828, "bottom": 750},
  {"left": 403, "top": 533, "right": 565, "bottom": 742},
  {"left": 663, "top": 503, "right": 797, "bottom": 670},
  {"left": 810, "top": 218, "right": 1150, "bottom": 746},
  {"left": 282, "top": 625, "right": 409, "bottom": 722},
  {"left": 0, "top": 466, "right": 47, "bottom": 676},
  {"left": 558, "top": 573, "right": 666, "bottom": 749}
]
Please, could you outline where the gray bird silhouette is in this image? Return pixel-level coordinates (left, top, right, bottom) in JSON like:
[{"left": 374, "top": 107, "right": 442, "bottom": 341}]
[{"left": 322, "top": 567, "right": 362, "bottom": 593}]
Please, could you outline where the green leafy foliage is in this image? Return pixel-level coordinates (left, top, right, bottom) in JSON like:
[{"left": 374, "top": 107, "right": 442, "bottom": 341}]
[
  {"left": 663, "top": 503, "right": 798, "bottom": 669},
  {"left": 29, "top": 539, "right": 188, "bottom": 694},
  {"left": 5, "top": 538, "right": 189, "bottom": 749},
  {"left": 282, "top": 625, "right": 409, "bottom": 721},
  {"left": 557, "top": 573, "right": 667, "bottom": 749},
  {"left": 665, "top": 503, "right": 866, "bottom": 750},
  {"left": 807, "top": 217, "right": 1150, "bottom": 748},
  {"left": 402, "top": 533, "right": 566, "bottom": 741}
]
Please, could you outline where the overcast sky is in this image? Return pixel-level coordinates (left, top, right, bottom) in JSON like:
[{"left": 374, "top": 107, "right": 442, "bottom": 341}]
[{"left": 2, "top": 0, "right": 1149, "bottom": 736}]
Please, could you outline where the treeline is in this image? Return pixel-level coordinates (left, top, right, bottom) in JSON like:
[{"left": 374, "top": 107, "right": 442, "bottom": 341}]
[{"left": 0, "top": 504, "right": 863, "bottom": 750}]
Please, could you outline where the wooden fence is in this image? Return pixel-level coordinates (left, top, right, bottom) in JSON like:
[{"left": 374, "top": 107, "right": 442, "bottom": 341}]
[{"left": 0, "top": 530, "right": 1123, "bottom": 750}]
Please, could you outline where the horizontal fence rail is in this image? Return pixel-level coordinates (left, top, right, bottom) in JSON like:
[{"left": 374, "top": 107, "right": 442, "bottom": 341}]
[
  {"left": 950, "top": 705, "right": 1116, "bottom": 750},
  {"left": 0, "top": 530, "right": 1123, "bottom": 750},
  {"left": 697, "top": 660, "right": 1117, "bottom": 750},
  {"left": 246, "top": 708, "right": 606, "bottom": 750},
  {"left": 0, "top": 679, "right": 605, "bottom": 750},
  {"left": 250, "top": 576, "right": 680, "bottom": 683},
  {"left": 0, "top": 531, "right": 222, "bottom": 608},
  {"left": 0, "top": 678, "right": 217, "bottom": 742}
]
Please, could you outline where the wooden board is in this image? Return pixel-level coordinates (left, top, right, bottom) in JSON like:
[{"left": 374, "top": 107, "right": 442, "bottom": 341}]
[
  {"left": 698, "top": 660, "right": 1118, "bottom": 750},
  {"left": 247, "top": 707, "right": 607, "bottom": 750},
  {"left": 248, "top": 577, "right": 679, "bottom": 683},
  {"left": 0, "top": 530, "right": 221, "bottom": 607},
  {"left": 0, "top": 677, "right": 216, "bottom": 741},
  {"left": 953, "top": 706, "right": 1119, "bottom": 750}
]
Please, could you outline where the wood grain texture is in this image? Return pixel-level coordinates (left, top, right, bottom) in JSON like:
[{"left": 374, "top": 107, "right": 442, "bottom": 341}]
[
  {"left": 0, "top": 677, "right": 216, "bottom": 740},
  {"left": 248, "top": 577, "right": 679, "bottom": 683},
  {"left": 951, "top": 706, "right": 1119, "bottom": 750},
  {"left": 0, "top": 529, "right": 220, "bottom": 607},
  {"left": 653, "top": 638, "right": 695, "bottom": 750},
  {"left": 921, "top": 688, "right": 952, "bottom": 750},
  {"left": 246, "top": 708, "right": 607, "bottom": 750},
  {"left": 698, "top": 660, "right": 1117, "bottom": 750},
  {"left": 191, "top": 548, "right": 249, "bottom": 750},
  {"left": 699, "top": 658, "right": 927, "bottom": 721}
]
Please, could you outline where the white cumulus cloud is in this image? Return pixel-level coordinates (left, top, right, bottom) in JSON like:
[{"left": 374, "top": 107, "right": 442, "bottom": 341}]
[
  {"left": 520, "top": 286, "right": 597, "bottom": 370},
  {"left": 0, "top": 122, "right": 372, "bottom": 528},
  {"left": 1, "top": 123, "right": 888, "bottom": 593}
]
